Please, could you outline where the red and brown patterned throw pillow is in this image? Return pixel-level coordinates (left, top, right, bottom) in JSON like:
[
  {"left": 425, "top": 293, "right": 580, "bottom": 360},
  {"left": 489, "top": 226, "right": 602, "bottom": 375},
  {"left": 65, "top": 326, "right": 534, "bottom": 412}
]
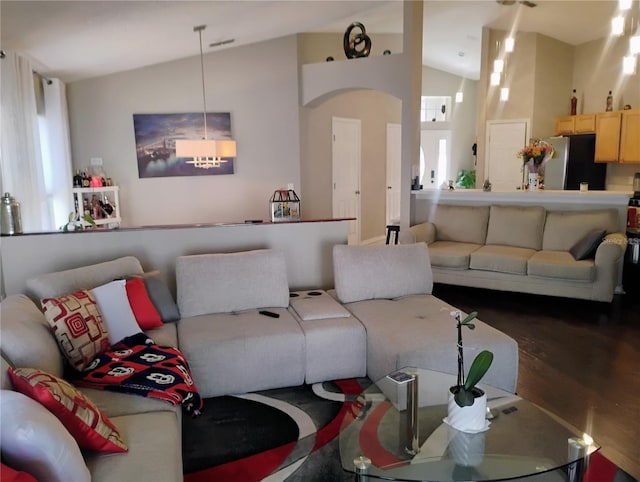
[
  {"left": 41, "top": 290, "right": 110, "bottom": 371},
  {"left": 8, "top": 367, "right": 128, "bottom": 453}
]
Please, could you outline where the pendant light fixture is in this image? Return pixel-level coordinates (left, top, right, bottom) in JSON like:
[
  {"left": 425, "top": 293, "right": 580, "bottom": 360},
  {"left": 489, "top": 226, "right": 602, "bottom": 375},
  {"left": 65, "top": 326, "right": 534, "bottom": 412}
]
[{"left": 175, "top": 25, "right": 236, "bottom": 169}]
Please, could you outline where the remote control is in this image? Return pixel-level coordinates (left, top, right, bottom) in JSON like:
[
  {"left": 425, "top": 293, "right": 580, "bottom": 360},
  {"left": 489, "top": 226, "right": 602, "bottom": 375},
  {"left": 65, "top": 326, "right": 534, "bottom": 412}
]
[{"left": 259, "top": 310, "right": 280, "bottom": 318}]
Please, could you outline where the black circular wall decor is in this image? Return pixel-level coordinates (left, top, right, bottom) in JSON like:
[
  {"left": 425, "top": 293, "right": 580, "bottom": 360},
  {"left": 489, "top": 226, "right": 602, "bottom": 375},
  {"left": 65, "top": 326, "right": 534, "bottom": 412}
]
[{"left": 343, "top": 22, "right": 372, "bottom": 59}]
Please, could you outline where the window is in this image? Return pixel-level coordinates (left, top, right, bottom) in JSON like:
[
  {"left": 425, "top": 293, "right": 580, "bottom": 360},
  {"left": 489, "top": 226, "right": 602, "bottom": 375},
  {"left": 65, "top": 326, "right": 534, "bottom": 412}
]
[{"left": 420, "top": 96, "right": 451, "bottom": 123}]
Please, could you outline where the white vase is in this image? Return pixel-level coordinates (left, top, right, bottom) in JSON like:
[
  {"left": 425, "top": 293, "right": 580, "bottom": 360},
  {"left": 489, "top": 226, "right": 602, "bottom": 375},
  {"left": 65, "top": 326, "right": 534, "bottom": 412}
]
[
  {"left": 528, "top": 172, "right": 538, "bottom": 191},
  {"left": 446, "top": 389, "right": 488, "bottom": 433},
  {"left": 448, "top": 428, "right": 486, "bottom": 467}
]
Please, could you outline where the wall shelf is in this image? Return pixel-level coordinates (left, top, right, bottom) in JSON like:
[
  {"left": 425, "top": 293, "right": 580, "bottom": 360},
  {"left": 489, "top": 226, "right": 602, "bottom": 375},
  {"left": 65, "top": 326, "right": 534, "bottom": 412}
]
[{"left": 72, "top": 186, "right": 121, "bottom": 228}]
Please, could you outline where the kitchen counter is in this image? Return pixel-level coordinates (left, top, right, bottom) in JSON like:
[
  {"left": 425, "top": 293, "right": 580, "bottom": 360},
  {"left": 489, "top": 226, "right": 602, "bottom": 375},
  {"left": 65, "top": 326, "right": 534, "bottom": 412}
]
[
  {"left": 411, "top": 189, "right": 632, "bottom": 231},
  {"left": 412, "top": 188, "right": 632, "bottom": 206}
]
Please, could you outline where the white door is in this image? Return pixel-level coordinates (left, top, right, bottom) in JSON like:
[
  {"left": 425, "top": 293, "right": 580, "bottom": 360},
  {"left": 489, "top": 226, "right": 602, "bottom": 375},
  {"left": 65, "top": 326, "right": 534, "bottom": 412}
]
[
  {"left": 386, "top": 123, "right": 401, "bottom": 225},
  {"left": 420, "top": 130, "right": 451, "bottom": 188},
  {"left": 485, "top": 120, "right": 528, "bottom": 191},
  {"left": 332, "top": 117, "right": 361, "bottom": 245}
]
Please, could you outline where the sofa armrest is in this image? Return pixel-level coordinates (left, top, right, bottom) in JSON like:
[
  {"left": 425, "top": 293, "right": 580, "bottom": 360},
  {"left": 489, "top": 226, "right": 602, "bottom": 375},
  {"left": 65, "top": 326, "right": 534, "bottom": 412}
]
[
  {"left": 595, "top": 232, "right": 627, "bottom": 265},
  {"left": 402, "top": 222, "right": 436, "bottom": 245}
]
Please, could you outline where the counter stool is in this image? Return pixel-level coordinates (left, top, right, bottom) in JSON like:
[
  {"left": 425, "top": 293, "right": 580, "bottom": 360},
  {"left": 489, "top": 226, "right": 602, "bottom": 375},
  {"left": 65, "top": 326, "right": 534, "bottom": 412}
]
[{"left": 386, "top": 224, "right": 400, "bottom": 245}]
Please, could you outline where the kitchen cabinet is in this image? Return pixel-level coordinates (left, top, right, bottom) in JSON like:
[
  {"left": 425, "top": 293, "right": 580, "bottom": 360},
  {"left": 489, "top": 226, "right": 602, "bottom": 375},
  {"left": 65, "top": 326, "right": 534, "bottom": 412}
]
[
  {"left": 554, "top": 114, "right": 595, "bottom": 135},
  {"left": 594, "top": 111, "right": 622, "bottom": 163},
  {"left": 72, "top": 186, "right": 121, "bottom": 228},
  {"left": 619, "top": 108, "right": 640, "bottom": 164}
]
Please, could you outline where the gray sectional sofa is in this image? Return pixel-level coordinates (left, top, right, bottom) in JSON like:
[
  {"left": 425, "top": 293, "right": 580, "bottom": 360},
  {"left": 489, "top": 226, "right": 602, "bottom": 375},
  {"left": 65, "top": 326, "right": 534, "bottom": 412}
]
[
  {"left": 403, "top": 204, "right": 627, "bottom": 302},
  {"left": 0, "top": 244, "right": 518, "bottom": 481}
]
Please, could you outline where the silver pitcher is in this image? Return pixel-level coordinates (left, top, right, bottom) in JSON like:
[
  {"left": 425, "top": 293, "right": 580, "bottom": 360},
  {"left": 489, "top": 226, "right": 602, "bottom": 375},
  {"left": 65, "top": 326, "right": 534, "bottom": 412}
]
[{"left": 1, "top": 192, "right": 23, "bottom": 235}]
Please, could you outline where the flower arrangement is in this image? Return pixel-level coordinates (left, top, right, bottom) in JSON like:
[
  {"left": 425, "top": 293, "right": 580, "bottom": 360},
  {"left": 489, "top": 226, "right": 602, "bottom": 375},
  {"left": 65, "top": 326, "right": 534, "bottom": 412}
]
[{"left": 517, "top": 140, "right": 555, "bottom": 174}]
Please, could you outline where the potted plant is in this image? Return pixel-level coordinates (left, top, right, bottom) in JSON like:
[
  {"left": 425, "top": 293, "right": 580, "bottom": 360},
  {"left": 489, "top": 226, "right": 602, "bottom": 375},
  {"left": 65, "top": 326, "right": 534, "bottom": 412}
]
[
  {"left": 446, "top": 310, "right": 494, "bottom": 433},
  {"left": 60, "top": 212, "right": 96, "bottom": 232}
]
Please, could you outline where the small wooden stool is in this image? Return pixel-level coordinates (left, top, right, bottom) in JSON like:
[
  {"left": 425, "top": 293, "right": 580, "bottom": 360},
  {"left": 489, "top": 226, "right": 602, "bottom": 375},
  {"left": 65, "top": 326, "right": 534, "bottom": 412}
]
[{"left": 386, "top": 224, "right": 400, "bottom": 245}]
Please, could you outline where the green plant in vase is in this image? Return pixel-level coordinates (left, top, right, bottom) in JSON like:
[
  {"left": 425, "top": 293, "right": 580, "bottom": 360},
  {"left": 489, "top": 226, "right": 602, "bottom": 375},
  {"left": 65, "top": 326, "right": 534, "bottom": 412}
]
[
  {"left": 60, "top": 212, "right": 96, "bottom": 232},
  {"left": 452, "top": 310, "right": 494, "bottom": 407}
]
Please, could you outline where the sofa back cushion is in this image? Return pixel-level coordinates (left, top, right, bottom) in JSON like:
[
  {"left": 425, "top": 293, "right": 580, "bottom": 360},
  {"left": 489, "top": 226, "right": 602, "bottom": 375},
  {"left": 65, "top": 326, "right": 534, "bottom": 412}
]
[
  {"left": 26, "top": 256, "right": 144, "bottom": 300},
  {"left": 431, "top": 205, "right": 490, "bottom": 245},
  {"left": 542, "top": 209, "right": 619, "bottom": 252},
  {"left": 176, "top": 249, "right": 290, "bottom": 318},
  {"left": 0, "top": 295, "right": 64, "bottom": 378},
  {"left": 333, "top": 243, "right": 433, "bottom": 304},
  {"left": 485, "top": 205, "right": 546, "bottom": 250}
]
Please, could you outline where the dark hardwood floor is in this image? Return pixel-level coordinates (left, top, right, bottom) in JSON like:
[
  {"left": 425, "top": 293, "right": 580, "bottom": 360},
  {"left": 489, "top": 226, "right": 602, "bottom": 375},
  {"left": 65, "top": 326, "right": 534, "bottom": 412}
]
[{"left": 432, "top": 283, "right": 640, "bottom": 480}]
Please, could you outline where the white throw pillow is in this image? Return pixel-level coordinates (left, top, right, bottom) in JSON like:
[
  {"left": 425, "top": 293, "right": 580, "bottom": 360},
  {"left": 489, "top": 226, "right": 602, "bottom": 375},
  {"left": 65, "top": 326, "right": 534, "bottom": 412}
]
[
  {"left": 90, "top": 279, "right": 141, "bottom": 344},
  {"left": 0, "top": 390, "right": 91, "bottom": 482}
]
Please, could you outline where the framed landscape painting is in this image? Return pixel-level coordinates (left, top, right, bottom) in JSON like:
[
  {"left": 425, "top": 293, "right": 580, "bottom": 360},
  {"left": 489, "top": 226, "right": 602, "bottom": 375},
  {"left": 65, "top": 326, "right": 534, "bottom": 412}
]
[{"left": 133, "top": 113, "right": 234, "bottom": 178}]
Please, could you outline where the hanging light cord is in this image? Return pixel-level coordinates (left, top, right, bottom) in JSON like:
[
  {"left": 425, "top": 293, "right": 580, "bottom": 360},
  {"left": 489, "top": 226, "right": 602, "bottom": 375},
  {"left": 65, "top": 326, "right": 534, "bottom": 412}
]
[{"left": 195, "top": 25, "right": 208, "bottom": 140}]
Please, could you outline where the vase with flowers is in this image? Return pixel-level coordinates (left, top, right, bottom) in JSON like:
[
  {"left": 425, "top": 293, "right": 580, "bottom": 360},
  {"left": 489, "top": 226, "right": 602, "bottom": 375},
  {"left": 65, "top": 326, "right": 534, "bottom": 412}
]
[{"left": 517, "top": 140, "right": 555, "bottom": 191}]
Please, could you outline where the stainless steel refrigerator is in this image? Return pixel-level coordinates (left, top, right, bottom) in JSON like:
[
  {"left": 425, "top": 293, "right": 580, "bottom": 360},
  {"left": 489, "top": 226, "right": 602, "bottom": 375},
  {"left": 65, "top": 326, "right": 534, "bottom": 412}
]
[{"left": 543, "top": 134, "right": 607, "bottom": 190}]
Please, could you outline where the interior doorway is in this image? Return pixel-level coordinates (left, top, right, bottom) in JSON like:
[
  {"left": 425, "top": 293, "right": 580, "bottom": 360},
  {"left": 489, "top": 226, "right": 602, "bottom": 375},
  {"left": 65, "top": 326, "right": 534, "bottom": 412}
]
[
  {"left": 420, "top": 130, "right": 451, "bottom": 189},
  {"left": 386, "top": 123, "right": 401, "bottom": 226},
  {"left": 332, "top": 117, "right": 361, "bottom": 245},
  {"left": 485, "top": 120, "right": 529, "bottom": 191}
]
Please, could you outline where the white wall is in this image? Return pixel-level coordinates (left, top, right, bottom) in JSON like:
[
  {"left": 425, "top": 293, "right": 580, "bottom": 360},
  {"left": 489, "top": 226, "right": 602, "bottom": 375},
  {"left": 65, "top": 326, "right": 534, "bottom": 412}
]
[
  {"left": 67, "top": 35, "right": 302, "bottom": 227},
  {"left": 300, "top": 89, "right": 401, "bottom": 241},
  {"left": 1, "top": 221, "right": 349, "bottom": 297}
]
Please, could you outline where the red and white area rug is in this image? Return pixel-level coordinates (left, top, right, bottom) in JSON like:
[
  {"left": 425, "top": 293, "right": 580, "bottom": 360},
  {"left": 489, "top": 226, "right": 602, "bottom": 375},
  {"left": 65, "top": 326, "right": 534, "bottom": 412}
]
[{"left": 182, "top": 379, "right": 637, "bottom": 482}]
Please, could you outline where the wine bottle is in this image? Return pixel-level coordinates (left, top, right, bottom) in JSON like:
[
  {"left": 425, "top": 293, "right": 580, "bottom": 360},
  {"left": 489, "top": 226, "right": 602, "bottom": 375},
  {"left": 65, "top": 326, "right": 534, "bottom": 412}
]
[
  {"left": 82, "top": 170, "right": 90, "bottom": 187},
  {"left": 570, "top": 89, "right": 577, "bottom": 116},
  {"left": 73, "top": 169, "right": 82, "bottom": 188},
  {"left": 102, "top": 196, "right": 114, "bottom": 216},
  {"left": 606, "top": 90, "right": 613, "bottom": 112}
]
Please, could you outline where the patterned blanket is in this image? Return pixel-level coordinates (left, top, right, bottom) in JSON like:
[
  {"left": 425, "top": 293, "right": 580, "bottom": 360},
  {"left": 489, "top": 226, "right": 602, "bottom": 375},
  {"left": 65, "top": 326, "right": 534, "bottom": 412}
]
[{"left": 74, "top": 333, "right": 203, "bottom": 416}]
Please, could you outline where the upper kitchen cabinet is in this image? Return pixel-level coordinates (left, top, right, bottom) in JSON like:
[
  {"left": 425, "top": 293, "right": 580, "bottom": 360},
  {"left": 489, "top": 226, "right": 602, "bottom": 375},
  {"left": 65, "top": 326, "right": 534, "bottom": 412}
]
[
  {"left": 619, "top": 109, "right": 640, "bottom": 164},
  {"left": 595, "top": 111, "right": 622, "bottom": 163},
  {"left": 554, "top": 114, "right": 596, "bottom": 135}
]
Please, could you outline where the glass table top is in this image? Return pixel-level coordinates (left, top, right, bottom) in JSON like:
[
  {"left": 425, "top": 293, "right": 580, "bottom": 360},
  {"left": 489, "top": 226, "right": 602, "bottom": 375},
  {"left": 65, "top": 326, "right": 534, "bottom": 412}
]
[{"left": 339, "top": 368, "right": 599, "bottom": 481}]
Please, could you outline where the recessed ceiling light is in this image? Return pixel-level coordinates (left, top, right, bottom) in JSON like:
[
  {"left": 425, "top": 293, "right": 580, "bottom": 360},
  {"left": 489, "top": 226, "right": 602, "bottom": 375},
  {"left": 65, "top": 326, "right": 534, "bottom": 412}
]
[{"left": 210, "top": 39, "right": 235, "bottom": 48}]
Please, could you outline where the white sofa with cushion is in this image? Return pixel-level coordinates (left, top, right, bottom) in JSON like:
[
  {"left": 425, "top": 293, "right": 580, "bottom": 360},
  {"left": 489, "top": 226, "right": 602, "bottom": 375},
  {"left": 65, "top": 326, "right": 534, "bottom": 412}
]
[
  {"left": 403, "top": 204, "right": 627, "bottom": 302},
  {"left": 0, "top": 246, "right": 517, "bottom": 481}
]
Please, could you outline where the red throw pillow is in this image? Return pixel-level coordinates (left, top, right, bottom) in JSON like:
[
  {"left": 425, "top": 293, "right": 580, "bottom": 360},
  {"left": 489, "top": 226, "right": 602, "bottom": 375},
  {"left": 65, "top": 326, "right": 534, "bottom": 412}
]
[
  {"left": 125, "top": 278, "right": 162, "bottom": 330},
  {"left": 8, "top": 367, "right": 128, "bottom": 453},
  {"left": 0, "top": 464, "right": 37, "bottom": 482}
]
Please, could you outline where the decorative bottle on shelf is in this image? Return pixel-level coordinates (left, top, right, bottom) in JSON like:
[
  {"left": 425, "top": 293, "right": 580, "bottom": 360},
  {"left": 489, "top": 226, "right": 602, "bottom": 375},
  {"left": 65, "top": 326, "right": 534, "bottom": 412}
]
[
  {"left": 73, "top": 169, "right": 82, "bottom": 188},
  {"left": 102, "top": 196, "right": 114, "bottom": 216},
  {"left": 81, "top": 170, "right": 90, "bottom": 187},
  {"left": 570, "top": 89, "right": 577, "bottom": 115},
  {"left": 606, "top": 90, "right": 613, "bottom": 112}
]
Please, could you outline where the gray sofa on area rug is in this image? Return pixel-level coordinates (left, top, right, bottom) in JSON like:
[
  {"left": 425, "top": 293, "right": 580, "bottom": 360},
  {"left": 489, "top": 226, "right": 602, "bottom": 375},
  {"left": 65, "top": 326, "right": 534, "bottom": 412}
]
[
  {"left": 0, "top": 245, "right": 518, "bottom": 481},
  {"left": 402, "top": 204, "right": 627, "bottom": 302}
]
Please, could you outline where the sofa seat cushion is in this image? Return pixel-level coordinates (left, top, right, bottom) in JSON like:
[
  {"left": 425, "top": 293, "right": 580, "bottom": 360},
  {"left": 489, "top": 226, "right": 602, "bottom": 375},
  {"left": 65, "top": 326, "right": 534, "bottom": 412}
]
[
  {"left": 528, "top": 251, "right": 595, "bottom": 281},
  {"left": 485, "top": 205, "right": 546, "bottom": 250},
  {"left": 470, "top": 245, "right": 537, "bottom": 275},
  {"left": 84, "top": 410, "right": 182, "bottom": 482},
  {"left": 343, "top": 295, "right": 519, "bottom": 394},
  {"left": 428, "top": 241, "right": 482, "bottom": 269},
  {"left": 177, "top": 309, "right": 305, "bottom": 398}
]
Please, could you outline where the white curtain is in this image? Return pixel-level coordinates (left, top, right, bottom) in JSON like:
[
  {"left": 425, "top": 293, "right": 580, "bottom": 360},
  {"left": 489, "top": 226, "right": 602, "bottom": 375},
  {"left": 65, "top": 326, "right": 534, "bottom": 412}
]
[
  {"left": 0, "top": 51, "right": 49, "bottom": 232},
  {"left": 41, "top": 79, "right": 74, "bottom": 229}
]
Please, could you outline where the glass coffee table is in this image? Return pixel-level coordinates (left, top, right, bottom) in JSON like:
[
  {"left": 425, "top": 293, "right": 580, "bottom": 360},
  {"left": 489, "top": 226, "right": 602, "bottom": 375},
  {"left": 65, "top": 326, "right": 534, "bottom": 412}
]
[{"left": 339, "top": 368, "right": 598, "bottom": 481}]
